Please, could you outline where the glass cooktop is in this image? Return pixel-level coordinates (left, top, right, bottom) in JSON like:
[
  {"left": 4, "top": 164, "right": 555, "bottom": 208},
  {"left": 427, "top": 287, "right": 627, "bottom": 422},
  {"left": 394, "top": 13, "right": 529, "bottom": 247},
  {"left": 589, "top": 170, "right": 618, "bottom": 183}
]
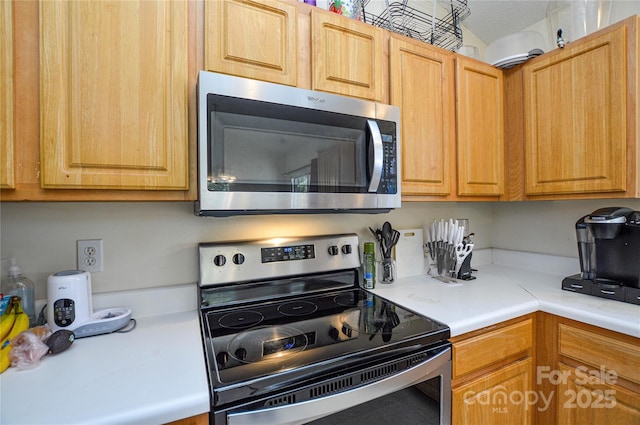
[{"left": 201, "top": 286, "right": 450, "bottom": 387}]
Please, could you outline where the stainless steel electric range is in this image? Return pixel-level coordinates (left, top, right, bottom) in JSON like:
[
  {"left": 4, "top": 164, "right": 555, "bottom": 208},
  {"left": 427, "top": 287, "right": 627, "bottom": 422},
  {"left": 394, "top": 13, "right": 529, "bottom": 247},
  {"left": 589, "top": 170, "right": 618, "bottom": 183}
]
[{"left": 198, "top": 234, "right": 452, "bottom": 425}]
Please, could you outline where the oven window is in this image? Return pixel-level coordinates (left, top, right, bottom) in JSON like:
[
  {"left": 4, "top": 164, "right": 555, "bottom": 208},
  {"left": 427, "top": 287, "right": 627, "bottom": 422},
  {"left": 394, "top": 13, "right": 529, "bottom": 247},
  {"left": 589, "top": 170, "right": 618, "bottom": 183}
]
[{"left": 207, "top": 94, "right": 371, "bottom": 194}]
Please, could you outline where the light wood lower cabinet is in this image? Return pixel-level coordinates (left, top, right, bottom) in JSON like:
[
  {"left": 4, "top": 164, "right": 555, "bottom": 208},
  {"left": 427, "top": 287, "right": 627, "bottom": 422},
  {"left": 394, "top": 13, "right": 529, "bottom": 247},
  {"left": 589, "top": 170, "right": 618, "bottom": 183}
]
[
  {"left": 536, "top": 312, "right": 640, "bottom": 425},
  {"left": 556, "top": 362, "right": 640, "bottom": 425},
  {"left": 453, "top": 357, "right": 533, "bottom": 425},
  {"left": 451, "top": 315, "right": 534, "bottom": 425},
  {"left": 165, "top": 412, "right": 208, "bottom": 425}
]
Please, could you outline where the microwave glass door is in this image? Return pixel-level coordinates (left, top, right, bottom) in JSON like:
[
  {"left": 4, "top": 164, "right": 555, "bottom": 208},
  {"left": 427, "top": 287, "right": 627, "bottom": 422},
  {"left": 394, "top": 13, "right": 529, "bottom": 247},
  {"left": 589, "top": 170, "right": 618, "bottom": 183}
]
[{"left": 207, "top": 94, "right": 386, "bottom": 194}]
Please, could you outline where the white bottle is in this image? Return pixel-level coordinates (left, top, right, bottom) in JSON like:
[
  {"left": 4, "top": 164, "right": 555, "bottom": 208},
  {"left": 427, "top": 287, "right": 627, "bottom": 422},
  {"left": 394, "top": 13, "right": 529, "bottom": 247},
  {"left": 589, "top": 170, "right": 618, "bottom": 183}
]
[{"left": 1, "top": 258, "right": 36, "bottom": 327}]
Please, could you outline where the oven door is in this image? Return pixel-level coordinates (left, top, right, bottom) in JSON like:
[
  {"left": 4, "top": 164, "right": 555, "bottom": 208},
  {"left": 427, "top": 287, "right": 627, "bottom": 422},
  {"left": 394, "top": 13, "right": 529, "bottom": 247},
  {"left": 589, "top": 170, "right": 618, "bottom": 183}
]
[
  {"left": 219, "top": 344, "right": 451, "bottom": 425},
  {"left": 196, "top": 71, "right": 400, "bottom": 216}
]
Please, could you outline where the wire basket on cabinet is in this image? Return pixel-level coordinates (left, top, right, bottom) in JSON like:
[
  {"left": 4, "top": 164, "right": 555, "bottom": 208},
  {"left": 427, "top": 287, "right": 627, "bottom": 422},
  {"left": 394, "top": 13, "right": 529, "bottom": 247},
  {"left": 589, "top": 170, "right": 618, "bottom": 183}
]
[{"left": 362, "top": 0, "right": 470, "bottom": 51}]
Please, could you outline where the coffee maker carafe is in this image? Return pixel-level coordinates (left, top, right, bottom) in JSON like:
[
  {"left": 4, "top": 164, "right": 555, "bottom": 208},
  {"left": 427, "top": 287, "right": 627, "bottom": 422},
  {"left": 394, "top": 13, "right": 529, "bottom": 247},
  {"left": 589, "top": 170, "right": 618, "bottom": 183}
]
[{"left": 563, "top": 207, "right": 640, "bottom": 305}]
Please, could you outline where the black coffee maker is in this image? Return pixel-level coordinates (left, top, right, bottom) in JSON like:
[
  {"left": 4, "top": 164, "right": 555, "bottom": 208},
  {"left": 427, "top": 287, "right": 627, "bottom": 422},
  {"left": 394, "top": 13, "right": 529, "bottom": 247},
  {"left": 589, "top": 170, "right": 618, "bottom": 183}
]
[{"left": 562, "top": 207, "right": 640, "bottom": 305}]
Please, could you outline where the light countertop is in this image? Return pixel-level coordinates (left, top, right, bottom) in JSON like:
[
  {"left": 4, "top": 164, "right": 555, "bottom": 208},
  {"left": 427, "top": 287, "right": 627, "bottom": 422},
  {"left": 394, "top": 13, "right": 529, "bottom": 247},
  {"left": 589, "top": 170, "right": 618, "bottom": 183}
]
[
  {"left": 0, "top": 286, "right": 211, "bottom": 425},
  {"left": 1, "top": 250, "right": 638, "bottom": 424},
  {"left": 373, "top": 249, "right": 640, "bottom": 338}
]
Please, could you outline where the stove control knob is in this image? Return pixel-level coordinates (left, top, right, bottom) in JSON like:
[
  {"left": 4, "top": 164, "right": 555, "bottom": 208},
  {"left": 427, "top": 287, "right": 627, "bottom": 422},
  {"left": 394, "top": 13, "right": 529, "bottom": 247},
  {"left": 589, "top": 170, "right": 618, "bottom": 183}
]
[
  {"left": 213, "top": 255, "right": 226, "bottom": 267},
  {"left": 235, "top": 348, "right": 247, "bottom": 361},
  {"left": 341, "top": 244, "right": 352, "bottom": 254},
  {"left": 328, "top": 326, "right": 340, "bottom": 341},
  {"left": 328, "top": 245, "right": 339, "bottom": 256},
  {"left": 233, "top": 253, "right": 245, "bottom": 265},
  {"left": 216, "top": 351, "right": 229, "bottom": 368}
]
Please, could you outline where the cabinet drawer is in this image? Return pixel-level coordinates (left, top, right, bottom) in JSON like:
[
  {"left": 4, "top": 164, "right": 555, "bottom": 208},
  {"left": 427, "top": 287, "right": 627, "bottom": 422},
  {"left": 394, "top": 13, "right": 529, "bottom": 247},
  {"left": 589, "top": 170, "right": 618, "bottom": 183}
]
[
  {"left": 558, "top": 323, "right": 640, "bottom": 385},
  {"left": 453, "top": 318, "right": 532, "bottom": 379}
]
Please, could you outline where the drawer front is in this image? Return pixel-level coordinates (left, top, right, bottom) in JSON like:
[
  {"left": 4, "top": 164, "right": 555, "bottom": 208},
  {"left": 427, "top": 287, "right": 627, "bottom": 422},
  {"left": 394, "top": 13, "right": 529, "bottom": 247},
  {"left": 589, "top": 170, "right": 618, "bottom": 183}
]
[
  {"left": 453, "top": 318, "right": 532, "bottom": 379},
  {"left": 559, "top": 324, "right": 640, "bottom": 385}
]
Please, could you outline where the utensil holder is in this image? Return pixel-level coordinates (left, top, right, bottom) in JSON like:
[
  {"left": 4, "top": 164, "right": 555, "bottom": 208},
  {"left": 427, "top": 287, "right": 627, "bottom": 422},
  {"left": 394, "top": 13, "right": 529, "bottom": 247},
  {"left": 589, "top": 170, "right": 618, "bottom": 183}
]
[{"left": 377, "top": 258, "right": 396, "bottom": 284}]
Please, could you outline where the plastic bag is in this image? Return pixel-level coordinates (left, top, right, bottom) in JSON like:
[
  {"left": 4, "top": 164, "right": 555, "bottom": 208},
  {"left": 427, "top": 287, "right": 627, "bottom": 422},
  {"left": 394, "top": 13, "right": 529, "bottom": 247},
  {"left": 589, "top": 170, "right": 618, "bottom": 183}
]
[{"left": 9, "top": 325, "right": 52, "bottom": 370}]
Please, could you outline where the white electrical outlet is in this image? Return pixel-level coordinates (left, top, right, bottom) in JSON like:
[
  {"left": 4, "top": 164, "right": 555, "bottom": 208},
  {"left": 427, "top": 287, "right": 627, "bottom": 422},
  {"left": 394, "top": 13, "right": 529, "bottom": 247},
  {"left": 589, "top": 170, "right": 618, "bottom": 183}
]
[{"left": 77, "top": 239, "right": 103, "bottom": 272}]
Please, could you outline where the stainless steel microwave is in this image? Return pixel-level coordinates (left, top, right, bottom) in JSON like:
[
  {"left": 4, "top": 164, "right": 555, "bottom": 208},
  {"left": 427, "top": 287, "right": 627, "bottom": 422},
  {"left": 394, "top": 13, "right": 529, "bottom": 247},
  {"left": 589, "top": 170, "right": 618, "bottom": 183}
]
[{"left": 196, "top": 71, "right": 401, "bottom": 216}]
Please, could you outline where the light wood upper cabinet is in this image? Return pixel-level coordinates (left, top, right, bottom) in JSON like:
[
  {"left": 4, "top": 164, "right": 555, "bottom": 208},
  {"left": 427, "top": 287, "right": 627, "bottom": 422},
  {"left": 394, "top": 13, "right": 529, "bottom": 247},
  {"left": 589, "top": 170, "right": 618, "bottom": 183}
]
[
  {"left": 39, "top": 0, "right": 189, "bottom": 190},
  {"left": 311, "top": 9, "right": 385, "bottom": 101},
  {"left": 390, "top": 35, "right": 456, "bottom": 196},
  {"left": 1, "top": 0, "right": 14, "bottom": 189},
  {"left": 522, "top": 19, "right": 636, "bottom": 197},
  {"left": 456, "top": 57, "right": 504, "bottom": 197},
  {"left": 392, "top": 40, "right": 504, "bottom": 200},
  {"left": 204, "top": 0, "right": 297, "bottom": 86}
]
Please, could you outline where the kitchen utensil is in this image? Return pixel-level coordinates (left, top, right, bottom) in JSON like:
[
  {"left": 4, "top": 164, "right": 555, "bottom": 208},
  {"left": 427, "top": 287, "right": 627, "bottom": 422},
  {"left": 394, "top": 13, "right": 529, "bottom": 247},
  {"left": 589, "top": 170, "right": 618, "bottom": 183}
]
[
  {"left": 370, "top": 222, "right": 400, "bottom": 283},
  {"left": 395, "top": 229, "right": 425, "bottom": 279},
  {"left": 427, "top": 218, "right": 468, "bottom": 278},
  {"left": 382, "top": 222, "right": 393, "bottom": 255}
]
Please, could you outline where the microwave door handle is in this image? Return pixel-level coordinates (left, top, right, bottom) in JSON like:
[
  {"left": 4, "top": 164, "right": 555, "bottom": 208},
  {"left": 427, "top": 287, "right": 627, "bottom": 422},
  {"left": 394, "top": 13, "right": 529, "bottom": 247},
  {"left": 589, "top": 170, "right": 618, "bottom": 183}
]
[{"left": 367, "top": 119, "right": 383, "bottom": 193}]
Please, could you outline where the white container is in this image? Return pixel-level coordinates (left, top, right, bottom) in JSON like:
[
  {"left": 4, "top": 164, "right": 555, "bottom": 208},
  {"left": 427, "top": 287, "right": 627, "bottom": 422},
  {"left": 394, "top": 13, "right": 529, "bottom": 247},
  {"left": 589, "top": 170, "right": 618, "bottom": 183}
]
[
  {"left": 47, "top": 270, "right": 132, "bottom": 338},
  {"left": 47, "top": 270, "right": 93, "bottom": 331},
  {"left": 547, "top": 0, "right": 612, "bottom": 46},
  {"left": 484, "top": 31, "right": 545, "bottom": 68}
]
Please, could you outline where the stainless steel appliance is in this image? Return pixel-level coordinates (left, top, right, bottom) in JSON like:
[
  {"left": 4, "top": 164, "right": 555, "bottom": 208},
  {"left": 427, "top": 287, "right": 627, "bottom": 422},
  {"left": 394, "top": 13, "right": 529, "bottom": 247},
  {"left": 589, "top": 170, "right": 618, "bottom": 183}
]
[
  {"left": 196, "top": 71, "right": 401, "bottom": 216},
  {"left": 562, "top": 207, "right": 640, "bottom": 305},
  {"left": 198, "top": 234, "right": 451, "bottom": 425}
]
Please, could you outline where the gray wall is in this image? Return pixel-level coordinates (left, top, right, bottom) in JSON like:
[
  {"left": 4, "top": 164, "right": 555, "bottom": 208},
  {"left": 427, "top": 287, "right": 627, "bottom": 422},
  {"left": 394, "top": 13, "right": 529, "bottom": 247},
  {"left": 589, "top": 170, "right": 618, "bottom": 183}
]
[
  {"left": 0, "top": 201, "right": 492, "bottom": 297},
  {"left": 492, "top": 199, "right": 640, "bottom": 256},
  {"left": 2, "top": 199, "right": 639, "bottom": 299}
]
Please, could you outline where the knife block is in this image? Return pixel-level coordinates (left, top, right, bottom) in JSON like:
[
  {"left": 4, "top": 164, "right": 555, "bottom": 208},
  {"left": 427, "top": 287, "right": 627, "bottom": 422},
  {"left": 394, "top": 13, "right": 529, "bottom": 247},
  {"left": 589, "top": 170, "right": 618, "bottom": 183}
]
[{"left": 457, "top": 253, "right": 476, "bottom": 280}]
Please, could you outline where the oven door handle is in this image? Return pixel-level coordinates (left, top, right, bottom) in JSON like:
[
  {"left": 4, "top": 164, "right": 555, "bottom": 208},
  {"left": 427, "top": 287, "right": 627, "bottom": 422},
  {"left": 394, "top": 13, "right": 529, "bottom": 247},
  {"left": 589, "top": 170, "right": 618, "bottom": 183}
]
[
  {"left": 367, "top": 119, "right": 383, "bottom": 193},
  {"left": 227, "top": 347, "right": 451, "bottom": 425}
]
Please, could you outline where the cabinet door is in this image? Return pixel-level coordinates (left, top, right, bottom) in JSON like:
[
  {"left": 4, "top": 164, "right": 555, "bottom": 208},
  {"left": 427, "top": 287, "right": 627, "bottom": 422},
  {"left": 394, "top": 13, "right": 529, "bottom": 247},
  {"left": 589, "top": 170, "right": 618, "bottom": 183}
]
[
  {"left": 204, "top": 0, "right": 297, "bottom": 86},
  {"left": 556, "top": 362, "right": 640, "bottom": 424},
  {"left": 1, "top": 0, "right": 14, "bottom": 189},
  {"left": 390, "top": 35, "right": 455, "bottom": 196},
  {"left": 453, "top": 358, "right": 533, "bottom": 425},
  {"left": 40, "top": 0, "right": 188, "bottom": 190},
  {"left": 523, "top": 26, "right": 627, "bottom": 195},
  {"left": 311, "top": 10, "right": 385, "bottom": 101},
  {"left": 456, "top": 57, "right": 504, "bottom": 196}
]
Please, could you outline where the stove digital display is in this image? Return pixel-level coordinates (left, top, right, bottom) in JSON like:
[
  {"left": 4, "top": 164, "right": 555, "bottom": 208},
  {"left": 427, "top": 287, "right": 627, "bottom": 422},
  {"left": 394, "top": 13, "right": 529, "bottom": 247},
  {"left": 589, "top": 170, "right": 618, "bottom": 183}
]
[
  {"left": 261, "top": 244, "right": 315, "bottom": 263},
  {"left": 263, "top": 331, "right": 316, "bottom": 356}
]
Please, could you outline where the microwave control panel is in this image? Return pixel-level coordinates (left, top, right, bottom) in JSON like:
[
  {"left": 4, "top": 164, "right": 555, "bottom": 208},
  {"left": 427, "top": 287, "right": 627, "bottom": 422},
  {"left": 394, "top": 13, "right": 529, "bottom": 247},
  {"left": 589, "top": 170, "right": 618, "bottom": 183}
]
[{"left": 378, "top": 121, "right": 398, "bottom": 195}]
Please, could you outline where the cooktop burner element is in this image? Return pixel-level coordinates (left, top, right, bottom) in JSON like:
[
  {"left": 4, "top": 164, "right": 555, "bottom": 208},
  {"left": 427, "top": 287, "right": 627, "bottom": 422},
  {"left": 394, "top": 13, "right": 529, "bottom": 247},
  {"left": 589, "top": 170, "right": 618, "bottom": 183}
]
[
  {"left": 218, "top": 311, "right": 264, "bottom": 329},
  {"left": 334, "top": 292, "right": 359, "bottom": 306},
  {"left": 278, "top": 300, "right": 318, "bottom": 316}
]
